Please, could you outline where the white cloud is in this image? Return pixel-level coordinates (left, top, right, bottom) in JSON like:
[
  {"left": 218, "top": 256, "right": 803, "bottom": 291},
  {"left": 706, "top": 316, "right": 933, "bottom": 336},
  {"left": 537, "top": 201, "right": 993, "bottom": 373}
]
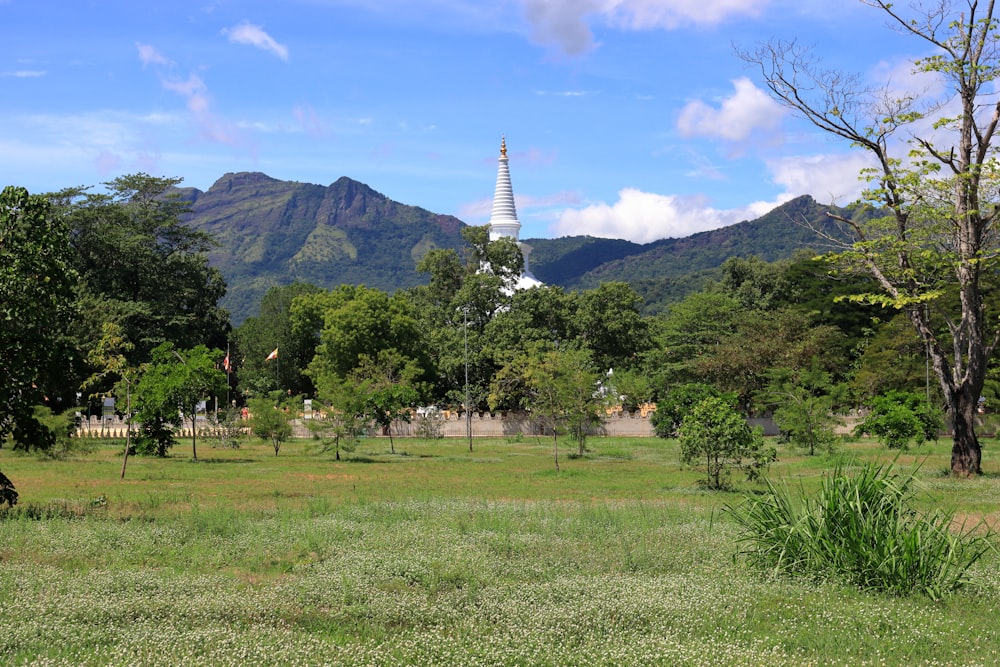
[
  {"left": 135, "top": 42, "right": 172, "bottom": 68},
  {"left": 547, "top": 148, "right": 876, "bottom": 243},
  {"left": 162, "top": 73, "right": 244, "bottom": 146},
  {"left": 2, "top": 70, "right": 46, "bottom": 78},
  {"left": 607, "top": 0, "right": 769, "bottom": 30},
  {"left": 522, "top": 0, "right": 607, "bottom": 55},
  {"left": 520, "top": 0, "right": 770, "bottom": 55},
  {"left": 552, "top": 188, "right": 759, "bottom": 242},
  {"left": 677, "top": 77, "right": 786, "bottom": 142},
  {"left": 765, "top": 151, "right": 873, "bottom": 205},
  {"left": 223, "top": 21, "right": 289, "bottom": 61}
]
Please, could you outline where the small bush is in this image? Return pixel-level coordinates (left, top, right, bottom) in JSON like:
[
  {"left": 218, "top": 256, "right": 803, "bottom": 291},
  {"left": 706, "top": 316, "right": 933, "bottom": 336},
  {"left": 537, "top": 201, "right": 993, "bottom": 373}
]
[
  {"left": 853, "top": 390, "right": 941, "bottom": 449},
  {"left": 728, "top": 460, "right": 992, "bottom": 600},
  {"left": 679, "top": 396, "right": 775, "bottom": 489}
]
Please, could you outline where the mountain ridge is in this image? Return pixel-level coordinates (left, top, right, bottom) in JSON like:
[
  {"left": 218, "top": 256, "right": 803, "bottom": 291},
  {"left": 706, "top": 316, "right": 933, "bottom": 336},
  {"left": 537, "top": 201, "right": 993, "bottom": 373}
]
[{"left": 177, "top": 172, "right": 861, "bottom": 323}]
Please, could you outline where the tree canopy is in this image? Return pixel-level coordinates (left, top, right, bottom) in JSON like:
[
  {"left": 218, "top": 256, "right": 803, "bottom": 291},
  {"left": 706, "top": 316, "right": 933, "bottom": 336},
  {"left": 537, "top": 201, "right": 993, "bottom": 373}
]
[{"left": 741, "top": 0, "right": 1000, "bottom": 475}]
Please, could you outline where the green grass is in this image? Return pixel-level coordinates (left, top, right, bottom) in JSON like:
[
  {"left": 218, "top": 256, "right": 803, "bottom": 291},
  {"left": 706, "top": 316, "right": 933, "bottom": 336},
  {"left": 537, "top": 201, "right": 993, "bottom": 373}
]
[{"left": 1, "top": 435, "right": 999, "bottom": 665}]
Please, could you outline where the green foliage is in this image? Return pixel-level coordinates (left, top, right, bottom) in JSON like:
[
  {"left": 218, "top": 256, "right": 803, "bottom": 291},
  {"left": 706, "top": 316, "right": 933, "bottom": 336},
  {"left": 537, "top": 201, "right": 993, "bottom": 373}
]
[
  {"left": 764, "top": 363, "right": 843, "bottom": 456},
  {"left": 573, "top": 281, "right": 651, "bottom": 372},
  {"left": 0, "top": 185, "right": 77, "bottom": 453},
  {"left": 853, "top": 390, "right": 942, "bottom": 450},
  {"left": 729, "top": 461, "right": 992, "bottom": 600},
  {"left": 651, "top": 383, "right": 731, "bottom": 439},
  {"left": 55, "top": 174, "right": 230, "bottom": 380},
  {"left": 249, "top": 397, "right": 293, "bottom": 455},
  {"left": 490, "top": 343, "right": 607, "bottom": 467},
  {"left": 235, "top": 282, "right": 322, "bottom": 397},
  {"left": 132, "top": 343, "right": 228, "bottom": 459},
  {"left": 679, "top": 396, "right": 775, "bottom": 489},
  {"left": 31, "top": 406, "right": 91, "bottom": 459}
]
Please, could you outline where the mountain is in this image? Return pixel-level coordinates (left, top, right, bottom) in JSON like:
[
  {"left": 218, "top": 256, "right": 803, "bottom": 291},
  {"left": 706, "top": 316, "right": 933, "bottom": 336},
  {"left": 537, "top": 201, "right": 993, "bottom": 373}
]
[
  {"left": 178, "top": 172, "right": 866, "bottom": 323},
  {"left": 177, "top": 172, "right": 466, "bottom": 323},
  {"left": 527, "top": 194, "right": 864, "bottom": 312}
]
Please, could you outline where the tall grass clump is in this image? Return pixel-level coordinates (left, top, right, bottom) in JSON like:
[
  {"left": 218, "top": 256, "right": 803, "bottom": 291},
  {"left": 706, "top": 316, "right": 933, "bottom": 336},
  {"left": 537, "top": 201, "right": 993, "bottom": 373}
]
[{"left": 728, "top": 460, "right": 993, "bottom": 600}]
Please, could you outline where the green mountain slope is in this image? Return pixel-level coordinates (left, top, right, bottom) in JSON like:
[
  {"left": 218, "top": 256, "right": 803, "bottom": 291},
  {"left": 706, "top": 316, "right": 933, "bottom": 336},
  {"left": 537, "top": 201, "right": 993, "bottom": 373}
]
[
  {"left": 527, "top": 195, "right": 864, "bottom": 312},
  {"left": 177, "top": 172, "right": 466, "bottom": 323},
  {"left": 179, "top": 173, "right": 868, "bottom": 322}
]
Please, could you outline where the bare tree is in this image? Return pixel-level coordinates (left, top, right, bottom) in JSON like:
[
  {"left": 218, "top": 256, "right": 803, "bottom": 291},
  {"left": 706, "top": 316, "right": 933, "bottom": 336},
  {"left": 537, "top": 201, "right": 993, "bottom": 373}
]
[{"left": 741, "top": 0, "right": 1000, "bottom": 475}]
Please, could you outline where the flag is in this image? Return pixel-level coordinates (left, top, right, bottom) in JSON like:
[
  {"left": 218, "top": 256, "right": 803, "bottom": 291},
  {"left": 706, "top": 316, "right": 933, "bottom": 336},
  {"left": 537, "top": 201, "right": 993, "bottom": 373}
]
[
  {"left": 223, "top": 353, "right": 231, "bottom": 373},
  {"left": 266, "top": 347, "right": 278, "bottom": 361}
]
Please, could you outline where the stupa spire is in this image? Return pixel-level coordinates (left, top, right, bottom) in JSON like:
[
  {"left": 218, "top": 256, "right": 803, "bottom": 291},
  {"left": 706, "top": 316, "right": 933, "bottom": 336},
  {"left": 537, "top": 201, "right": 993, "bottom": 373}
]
[
  {"left": 486, "top": 136, "right": 541, "bottom": 289},
  {"left": 488, "top": 136, "right": 520, "bottom": 240}
]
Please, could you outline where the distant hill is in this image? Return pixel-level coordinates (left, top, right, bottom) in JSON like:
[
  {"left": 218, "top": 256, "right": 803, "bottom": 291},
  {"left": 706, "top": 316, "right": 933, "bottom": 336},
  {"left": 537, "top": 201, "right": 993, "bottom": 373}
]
[
  {"left": 177, "top": 172, "right": 466, "bottom": 323},
  {"left": 178, "top": 172, "right": 866, "bottom": 323},
  {"left": 527, "top": 195, "right": 863, "bottom": 312}
]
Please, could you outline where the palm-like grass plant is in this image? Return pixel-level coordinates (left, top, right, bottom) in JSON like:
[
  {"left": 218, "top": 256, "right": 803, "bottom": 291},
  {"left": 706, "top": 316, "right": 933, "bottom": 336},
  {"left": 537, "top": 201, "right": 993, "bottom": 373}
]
[{"left": 728, "top": 460, "right": 993, "bottom": 600}]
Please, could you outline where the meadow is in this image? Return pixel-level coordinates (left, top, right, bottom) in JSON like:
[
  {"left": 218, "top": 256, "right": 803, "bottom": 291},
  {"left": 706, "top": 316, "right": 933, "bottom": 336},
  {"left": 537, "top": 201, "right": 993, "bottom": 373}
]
[{"left": 1, "top": 434, "right": 999, "bottom": 666}]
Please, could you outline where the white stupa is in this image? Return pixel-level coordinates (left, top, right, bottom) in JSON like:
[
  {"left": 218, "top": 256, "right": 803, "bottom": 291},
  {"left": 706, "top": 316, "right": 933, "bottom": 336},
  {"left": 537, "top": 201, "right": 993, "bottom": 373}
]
[{"left": 488, "top": 137, "right": 542, "bottom": 289}]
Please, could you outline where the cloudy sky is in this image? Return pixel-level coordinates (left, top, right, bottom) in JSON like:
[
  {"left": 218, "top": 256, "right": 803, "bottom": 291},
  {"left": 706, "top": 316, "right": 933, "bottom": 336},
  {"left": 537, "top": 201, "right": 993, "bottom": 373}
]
[{"left": 2, "top": 0, "right": 932, "bottom": 242}]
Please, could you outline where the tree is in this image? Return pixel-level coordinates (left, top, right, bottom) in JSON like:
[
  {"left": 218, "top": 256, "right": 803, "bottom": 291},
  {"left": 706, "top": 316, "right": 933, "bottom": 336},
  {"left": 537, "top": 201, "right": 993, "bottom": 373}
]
[
  {"left": 764, "top": 363, "right": 843, "bottom": 456},
  {"left": 350, "top": 350, "right": 422, "bottom": 454},
  {"left": 651, "top": 383, "right": 731, "bottom": 439},
  {"left": 741, "top": 2, "right": 1000, "bottom": 475},
  {"left": 52, "top": 174, "right": 230, "bottom": 399},
  {"left": 854, "top": 390, "right": 943, "bottom": 450},
  {"left": 307, "top": 286, "right": 429, "bottom": 387},
  {"left": 490, "top": 344, "right": 606, "bottom": 470},
  {"left": 249, "top": 397, "right": 293, "bottom": 455},
  {"left": 307, "top": 380, "right": 367, "bottom": 460},
  {"left": 679, "top": 396, "right": 775, "bottom": 490},
  {"left": 132, "top": 343, "right": 227, "bottom": 459},
  {"left": 83, "top": 322, "right": 139, "bottom": 478},
  {"left": 0, "top": 186, "right": 77, "bottom": 457},
  {"left": 650, "top": 291, "right": 741, "bottom": 389},
  {"left": 573, "top": 281, "right": 651, "bottom": 373},
  {"left": 235, "top": 282, "right": 322, "bottom": 397}
]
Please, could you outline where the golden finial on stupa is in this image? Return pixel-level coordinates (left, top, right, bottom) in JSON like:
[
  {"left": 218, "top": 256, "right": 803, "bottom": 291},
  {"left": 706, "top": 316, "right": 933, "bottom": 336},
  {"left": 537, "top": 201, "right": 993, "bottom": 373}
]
[{"left": 500, "top": 135, "right": 507, "bottom": 157}]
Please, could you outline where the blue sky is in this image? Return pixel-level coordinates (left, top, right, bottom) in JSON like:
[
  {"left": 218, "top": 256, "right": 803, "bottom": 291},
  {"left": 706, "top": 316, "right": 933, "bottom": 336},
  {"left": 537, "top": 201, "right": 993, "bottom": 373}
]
[{"left": 1, "top": 0, "right": 929, "bottom": 242}]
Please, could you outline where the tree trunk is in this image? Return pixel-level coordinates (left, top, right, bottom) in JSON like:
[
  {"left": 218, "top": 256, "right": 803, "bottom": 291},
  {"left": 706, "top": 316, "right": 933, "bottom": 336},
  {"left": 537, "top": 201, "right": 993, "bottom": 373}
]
[
  {"left": 553, "top": 431, "right": 560, "bottom": 472},
  {"left": 950, "top": 394, "right": 982, "bottom": 477},
  {"left": 120, "top": 388, "right": 131, "bottom": 480},
  {"left": 191, "top": 415, "right": 198, "bottom": 461}
]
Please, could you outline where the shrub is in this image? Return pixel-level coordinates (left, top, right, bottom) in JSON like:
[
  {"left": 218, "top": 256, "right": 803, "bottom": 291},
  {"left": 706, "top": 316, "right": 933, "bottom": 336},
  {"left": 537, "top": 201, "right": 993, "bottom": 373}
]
[
  {"left": 728, "top": 460, "right": 992, "bottom": 600},
  {"left": 679, "top": 396, "right": 775, "bottom": 489},
  {"left": 853, "top": 390, "right": 941, "bottom": 449},
  {"left": 652, "top": 383, "right": 733, "bottom": 438}
]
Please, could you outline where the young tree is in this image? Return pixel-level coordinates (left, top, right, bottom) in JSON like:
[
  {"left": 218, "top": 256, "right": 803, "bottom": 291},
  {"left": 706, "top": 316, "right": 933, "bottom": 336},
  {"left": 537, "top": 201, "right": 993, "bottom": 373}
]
[
  {"left": 764, "top": 364, "right": 843, "bottom": 456},
  {"left": 490, "top": 344, "right": 606, "bottom": 470},
  {"left": 651, "top": 383, "right": 731, "bottom": 439},
  {"left": 307, "top": 380, "right": 367, "bottom": 460},
  {"left": 0, "top": 186, "right": 77, "bottom": 456},
  {"left": 83, "top": 322, "right": 139, "bottom": 478},
  {"left": 249, "top": 397, "right": 293, "bottom": 455},
  {"left": 350, "top": 350, "right": 422, "bottom": 454},
  {"left": 741, "top": 2, "right": 1000, "bottom": 475},
  {"left": 132, "top": 343, "right": 227, "bottom": 459},
  {"left": 679, "top": 396, "right": 775, "bottom": 490}
]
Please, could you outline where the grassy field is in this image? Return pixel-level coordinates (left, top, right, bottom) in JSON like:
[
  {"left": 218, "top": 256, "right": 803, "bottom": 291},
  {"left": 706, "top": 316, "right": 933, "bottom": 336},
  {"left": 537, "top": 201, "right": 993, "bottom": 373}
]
[{"left": 1, "top": 434, "right": 999, "bottom": 666}]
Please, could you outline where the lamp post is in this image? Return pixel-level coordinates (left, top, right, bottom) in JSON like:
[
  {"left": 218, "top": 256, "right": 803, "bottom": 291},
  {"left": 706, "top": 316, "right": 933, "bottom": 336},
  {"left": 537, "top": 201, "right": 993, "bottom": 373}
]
[{"left": 464, "top": 307, "right": 472, "bottom": 452}]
